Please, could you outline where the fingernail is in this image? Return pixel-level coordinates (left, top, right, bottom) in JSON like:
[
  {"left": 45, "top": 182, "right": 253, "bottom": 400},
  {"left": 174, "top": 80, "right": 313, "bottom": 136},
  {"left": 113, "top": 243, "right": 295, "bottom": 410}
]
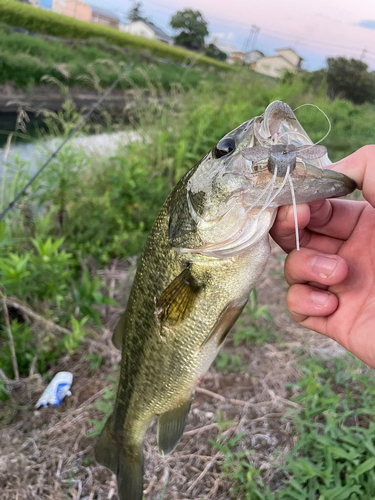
[
  {"left": 310, "top": 255, "right": 338, "bottom": 278},
  {"left": 311, "top": 290, "right": 330, "bottom": 307}
]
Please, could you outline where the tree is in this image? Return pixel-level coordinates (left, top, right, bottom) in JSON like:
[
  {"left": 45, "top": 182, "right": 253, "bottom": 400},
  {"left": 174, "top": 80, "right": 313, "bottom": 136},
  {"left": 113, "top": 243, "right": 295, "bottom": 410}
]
[
  {"left": 326, "top": 57, "right": 375, "bottom": 104},
  {"left": 170, "top": 9, "right": 209, "bottom": 51},
  {"left": 127, "top": 1, "right": 145, "bottom": 22},
  {"left": 204, "top": 43, "right": 227, "bottom": 61}
]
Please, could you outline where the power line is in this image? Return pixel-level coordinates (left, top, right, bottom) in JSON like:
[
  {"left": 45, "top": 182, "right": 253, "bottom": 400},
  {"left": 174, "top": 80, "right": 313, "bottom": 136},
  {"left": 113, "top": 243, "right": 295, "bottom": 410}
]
[
  {"left": 0, "top": 69, "right": 129, "bottom": 222},
  {"left": 253, "top": 24, "right": 375, "bottom": 59}
]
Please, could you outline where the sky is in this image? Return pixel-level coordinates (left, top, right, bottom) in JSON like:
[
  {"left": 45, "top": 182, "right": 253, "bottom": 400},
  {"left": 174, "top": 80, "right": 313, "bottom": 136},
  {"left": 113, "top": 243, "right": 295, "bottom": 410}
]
[{"left": 97, "top": 0, "right": 375, "bottom": 71}]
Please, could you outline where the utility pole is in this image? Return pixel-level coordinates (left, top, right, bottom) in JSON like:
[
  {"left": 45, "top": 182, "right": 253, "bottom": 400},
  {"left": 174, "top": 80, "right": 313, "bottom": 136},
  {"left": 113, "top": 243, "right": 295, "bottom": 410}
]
[
  {"left": 250, "top": 25, "right": 260, "bottom": 52},
  {"left": 243, "top": 25, "right": 260, "bottom": 53},
  {"left": 360, "top": 48, "right": 367, "bottom": 61}
]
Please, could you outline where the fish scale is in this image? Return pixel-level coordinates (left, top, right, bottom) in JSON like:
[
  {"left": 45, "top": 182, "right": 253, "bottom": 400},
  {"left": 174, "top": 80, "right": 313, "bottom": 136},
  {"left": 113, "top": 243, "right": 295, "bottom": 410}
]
[{"left": 94, "top": 101, "right": 356, "bottom": 500}]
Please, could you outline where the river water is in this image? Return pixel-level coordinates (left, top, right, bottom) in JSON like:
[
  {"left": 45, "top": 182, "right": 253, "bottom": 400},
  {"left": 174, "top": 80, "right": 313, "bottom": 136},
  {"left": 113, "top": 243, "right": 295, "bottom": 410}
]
[{"left": 0, "top": 130, "right": 142, "bottom": 177}]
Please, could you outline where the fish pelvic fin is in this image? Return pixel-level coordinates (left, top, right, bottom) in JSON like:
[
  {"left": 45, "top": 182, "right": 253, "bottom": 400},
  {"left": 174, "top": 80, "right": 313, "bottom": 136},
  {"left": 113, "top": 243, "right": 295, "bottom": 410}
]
[
  {"left": 157, "top": 397, "right": 192, "bottom": 456},
  {"left": 94, "top": 416, "right": 144, "bottom": 500},
  {"left": 200, "top": 301, "right": 246, "bottom": 350}
]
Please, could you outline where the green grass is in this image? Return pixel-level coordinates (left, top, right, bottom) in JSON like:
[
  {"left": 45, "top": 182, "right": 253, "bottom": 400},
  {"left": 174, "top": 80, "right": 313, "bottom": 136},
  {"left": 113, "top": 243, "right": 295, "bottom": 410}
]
[
  {"left": 215, "top": 355, "right": 375, "bottom": 499},
  {"left": 0, "top": 22, "right": 220, "bottom": 91},
  {"left": 0, "top": 0, "right": 229, "bottom": 71},
  {"left": 1, "top": 67, "right": 375, "bottom": 410}
]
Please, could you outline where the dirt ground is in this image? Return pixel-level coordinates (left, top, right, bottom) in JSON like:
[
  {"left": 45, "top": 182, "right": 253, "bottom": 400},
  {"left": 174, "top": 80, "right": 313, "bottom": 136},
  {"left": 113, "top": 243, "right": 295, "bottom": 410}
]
[{"left": 0, "top": 242, "right": 345, "bottom": 500}]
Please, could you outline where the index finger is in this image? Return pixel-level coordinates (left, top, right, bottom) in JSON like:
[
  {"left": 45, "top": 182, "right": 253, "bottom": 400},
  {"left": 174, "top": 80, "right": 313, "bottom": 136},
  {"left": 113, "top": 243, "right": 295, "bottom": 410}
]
[{"left": 271, "top": 197, "right": 367, "bottom": 253}]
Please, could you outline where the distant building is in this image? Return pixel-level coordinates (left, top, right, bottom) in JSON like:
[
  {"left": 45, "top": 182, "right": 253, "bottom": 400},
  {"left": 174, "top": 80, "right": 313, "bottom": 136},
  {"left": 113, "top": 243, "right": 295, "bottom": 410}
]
[
  {"left": 211, "top": 38, "right": 249, "bottom": 64},
  {"left": 254, "top": 48, "right": 303, "bottom": 78},
  {"left": 52, "top": 0, "right": 92, "bottom": 22},
  {"left": 52, "top": 0, "right": 119, "bottom": 28},
  {"left": 243, "top": 50, "right": 264, "bottom": 65},
  {"left": 91, "top": 5, "right": 120, "bottom": 29},
  {"left": 227, "top": 50, "right": 244, "bottom": 64},
  {"left": 120, "top": 20, "right": 173, "bottom": 44}
]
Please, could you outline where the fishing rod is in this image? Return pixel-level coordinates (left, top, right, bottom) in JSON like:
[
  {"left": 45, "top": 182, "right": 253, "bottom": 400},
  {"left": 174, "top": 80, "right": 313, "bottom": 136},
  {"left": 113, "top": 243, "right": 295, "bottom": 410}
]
[{"left": 0, "top": 70, "right": 128, "bottom": 222}]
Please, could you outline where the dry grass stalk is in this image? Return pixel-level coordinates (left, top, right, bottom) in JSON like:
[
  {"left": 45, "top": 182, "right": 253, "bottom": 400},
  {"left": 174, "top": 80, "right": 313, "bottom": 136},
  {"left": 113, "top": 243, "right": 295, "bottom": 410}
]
[
  {"left": 0, "top": 246, "right": 344, "bottom": 500},
  {"left": 5, "top": 296, "right": 71, "bottom": 336},
  {"left": 1, "top": 292, "right": 19, "bottom": 380}
]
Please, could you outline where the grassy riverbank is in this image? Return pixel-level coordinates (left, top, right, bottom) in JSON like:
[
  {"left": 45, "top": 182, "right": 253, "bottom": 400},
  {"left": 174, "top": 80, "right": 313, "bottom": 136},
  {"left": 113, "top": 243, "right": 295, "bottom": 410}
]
[
  {"left": 0, "top": 0, "right": 229, "bottom": 71},
  {"left": 1, "top": 70, "right": 375, "bottom": 499},
  {"left": 0, "top": 21, "right": 221, "bottom": 91}
]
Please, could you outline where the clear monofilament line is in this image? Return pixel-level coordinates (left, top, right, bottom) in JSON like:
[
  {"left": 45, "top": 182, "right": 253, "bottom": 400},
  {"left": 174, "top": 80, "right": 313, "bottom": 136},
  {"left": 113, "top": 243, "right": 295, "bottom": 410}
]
[
  {"left": 293, "top": 103, "right": 332, "bottom": 147},
  {"left": 246, "top": 166, "right": 277, "bottom": 213},
  {"left": 288, "top": 175, "right": 300, "bottom": 251},
  {"left": 258, "top": 165, "right": 290, "bottom": 217}
]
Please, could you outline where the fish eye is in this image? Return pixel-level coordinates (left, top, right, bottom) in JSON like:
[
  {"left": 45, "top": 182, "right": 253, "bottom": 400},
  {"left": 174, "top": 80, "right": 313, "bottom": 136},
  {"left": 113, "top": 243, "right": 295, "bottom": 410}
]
[{"left": 214, "top": 138, "right": 236, "bottom": 159}]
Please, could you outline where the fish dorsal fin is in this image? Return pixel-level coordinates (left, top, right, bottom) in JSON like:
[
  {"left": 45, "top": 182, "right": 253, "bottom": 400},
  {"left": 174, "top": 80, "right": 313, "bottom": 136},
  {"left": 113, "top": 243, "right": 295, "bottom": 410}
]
[
  {"left": 155, "top": 268, "right": 202, "bottom": 324},
  {"left": 200, "top": 301, "right": 246, "bottom": 349},
  {"left": 157, "top": 397, "right": 192, "bottom": 456},
  {"left": 112, "top": 312, "right": 127, "bottom": 350}
]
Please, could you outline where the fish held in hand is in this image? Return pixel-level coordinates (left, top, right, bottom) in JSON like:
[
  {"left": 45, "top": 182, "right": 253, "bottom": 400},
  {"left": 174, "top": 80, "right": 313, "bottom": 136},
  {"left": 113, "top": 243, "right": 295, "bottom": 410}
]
[{"left": 94, "top": 101, "right": 356, "bottom": 500}]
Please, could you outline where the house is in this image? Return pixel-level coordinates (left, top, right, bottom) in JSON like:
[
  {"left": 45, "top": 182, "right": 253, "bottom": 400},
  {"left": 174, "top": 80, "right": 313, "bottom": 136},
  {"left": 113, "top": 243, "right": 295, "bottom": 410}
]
[
  {"left": 227, "top": 50, "right": 244, "bottom": 64},
  {"left": 120, "top": 20, "right": 173, "bottom": 45},
  {"left": 243, "top": 50, "right": 264, "bottom": 65},
  {"left": 253, "top": 48, "right": 303, "bottom": 78},
  {"left": 52, "top": 0, "right": 92, "bottom": 22},
  {"left": 52, "top": 0, "right": 120, "bottom": 28},
  {"left": 91, "top": 6, "right": 120, "bottom": 29}
]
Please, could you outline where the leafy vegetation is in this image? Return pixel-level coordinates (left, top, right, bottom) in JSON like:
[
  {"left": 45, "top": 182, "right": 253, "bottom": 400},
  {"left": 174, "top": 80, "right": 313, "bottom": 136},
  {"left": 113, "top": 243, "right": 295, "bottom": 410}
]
[
  {"left": 170, "top": 9, "right": 209, "bottom": 51},
  {"left": 1, "top": 67, "right": 374, "bottom": 395},
  {"left": 205, "top": 42, "right": 227, "bottom": 61},
  {"left": 0, "top": 0, "right": 229, "bottom": 70},
  {"left": 326, "top": 57, "right": 375, "bottom": 104},
  {"left": 1, "top": 47, "right": 375, "bottom": 496},
  {"left": 284, "top": 56, "right": 375, "bottom": 105},
  {"left": 215, "top": 355, "right": 375, "bottom": 499}
]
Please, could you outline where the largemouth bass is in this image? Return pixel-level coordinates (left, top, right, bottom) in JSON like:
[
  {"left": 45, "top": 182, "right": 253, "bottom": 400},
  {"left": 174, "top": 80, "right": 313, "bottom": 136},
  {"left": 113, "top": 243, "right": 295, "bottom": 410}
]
[{"left": 95, "top": 101, "right": 356, "bottom": 500}]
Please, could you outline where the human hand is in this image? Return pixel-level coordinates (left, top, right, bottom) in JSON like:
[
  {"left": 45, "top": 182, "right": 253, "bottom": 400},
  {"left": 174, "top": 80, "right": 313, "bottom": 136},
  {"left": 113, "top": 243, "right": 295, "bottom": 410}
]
[{"left": 271, "top": 146, "right": 375, "bottom": 368}]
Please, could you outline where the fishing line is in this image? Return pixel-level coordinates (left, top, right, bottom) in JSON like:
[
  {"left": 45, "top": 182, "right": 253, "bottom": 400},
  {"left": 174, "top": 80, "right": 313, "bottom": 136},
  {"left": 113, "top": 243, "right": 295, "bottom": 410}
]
[
  {"left": 258, "top": 165, "right": 290, "bottom": 216},
  {"left": 288, "top": 176, "right": 300, "bottom": 251},
  {"left": 292, "top": 103, "right": 332, "bottom": 150},
  {"left": 247, "top": 165, "right": 277, "bottom": 212},
  {"left": 0, "top": 69, "right": 129, "bottom": 222}
]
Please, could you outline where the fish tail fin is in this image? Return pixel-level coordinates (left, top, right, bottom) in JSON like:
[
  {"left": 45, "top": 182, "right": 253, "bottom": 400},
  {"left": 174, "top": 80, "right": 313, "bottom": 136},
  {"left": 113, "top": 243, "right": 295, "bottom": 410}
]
[{"left": 94, "top": 416, "right": 144, "bottom": 500}]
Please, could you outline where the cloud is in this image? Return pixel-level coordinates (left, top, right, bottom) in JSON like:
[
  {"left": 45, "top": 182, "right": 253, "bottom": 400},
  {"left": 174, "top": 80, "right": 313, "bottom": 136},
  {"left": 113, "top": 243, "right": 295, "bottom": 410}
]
[
  {"left": 357, "top": 20, "right": 375, "bottom": 30},
  {"left": 211, "top": 31, "right": 234, "bottom": 42}
]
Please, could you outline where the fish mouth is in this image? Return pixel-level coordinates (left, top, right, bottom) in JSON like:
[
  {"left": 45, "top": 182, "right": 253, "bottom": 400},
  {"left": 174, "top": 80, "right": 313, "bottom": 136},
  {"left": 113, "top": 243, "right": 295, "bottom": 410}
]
[
  {"left": 249, "top": 100, "right": 357, "bottom": 205},
  {"left": 267, "top": 162, "right": 356, "bottom": 207},
  {"left": 293, "top": 163, "right": 357, "bottom": 204}
]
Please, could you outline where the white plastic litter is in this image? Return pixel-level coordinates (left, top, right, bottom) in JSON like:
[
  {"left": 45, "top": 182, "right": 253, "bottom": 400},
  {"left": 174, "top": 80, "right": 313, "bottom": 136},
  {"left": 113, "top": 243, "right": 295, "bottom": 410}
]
[{"left": 35, "top": 371, "right": 73, "bottom": 408}]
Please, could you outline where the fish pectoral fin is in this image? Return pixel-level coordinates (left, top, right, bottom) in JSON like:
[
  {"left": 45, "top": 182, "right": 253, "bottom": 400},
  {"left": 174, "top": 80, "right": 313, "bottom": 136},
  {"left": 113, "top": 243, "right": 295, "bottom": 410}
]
[
  {"left": 112, "top": 312, "right": 127, "bottom": 350},
  {"left": 157, "top": 397, "right": 192, "bottom": 456},
  {"left": 155, "top": 268, "right": 202, "bottom": 324},
  {"left": 94, "top": 415, "right": 144, "bottom": 500},
  {"left": 199, "top": 301, "right": 246, "bottom": 350}
]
